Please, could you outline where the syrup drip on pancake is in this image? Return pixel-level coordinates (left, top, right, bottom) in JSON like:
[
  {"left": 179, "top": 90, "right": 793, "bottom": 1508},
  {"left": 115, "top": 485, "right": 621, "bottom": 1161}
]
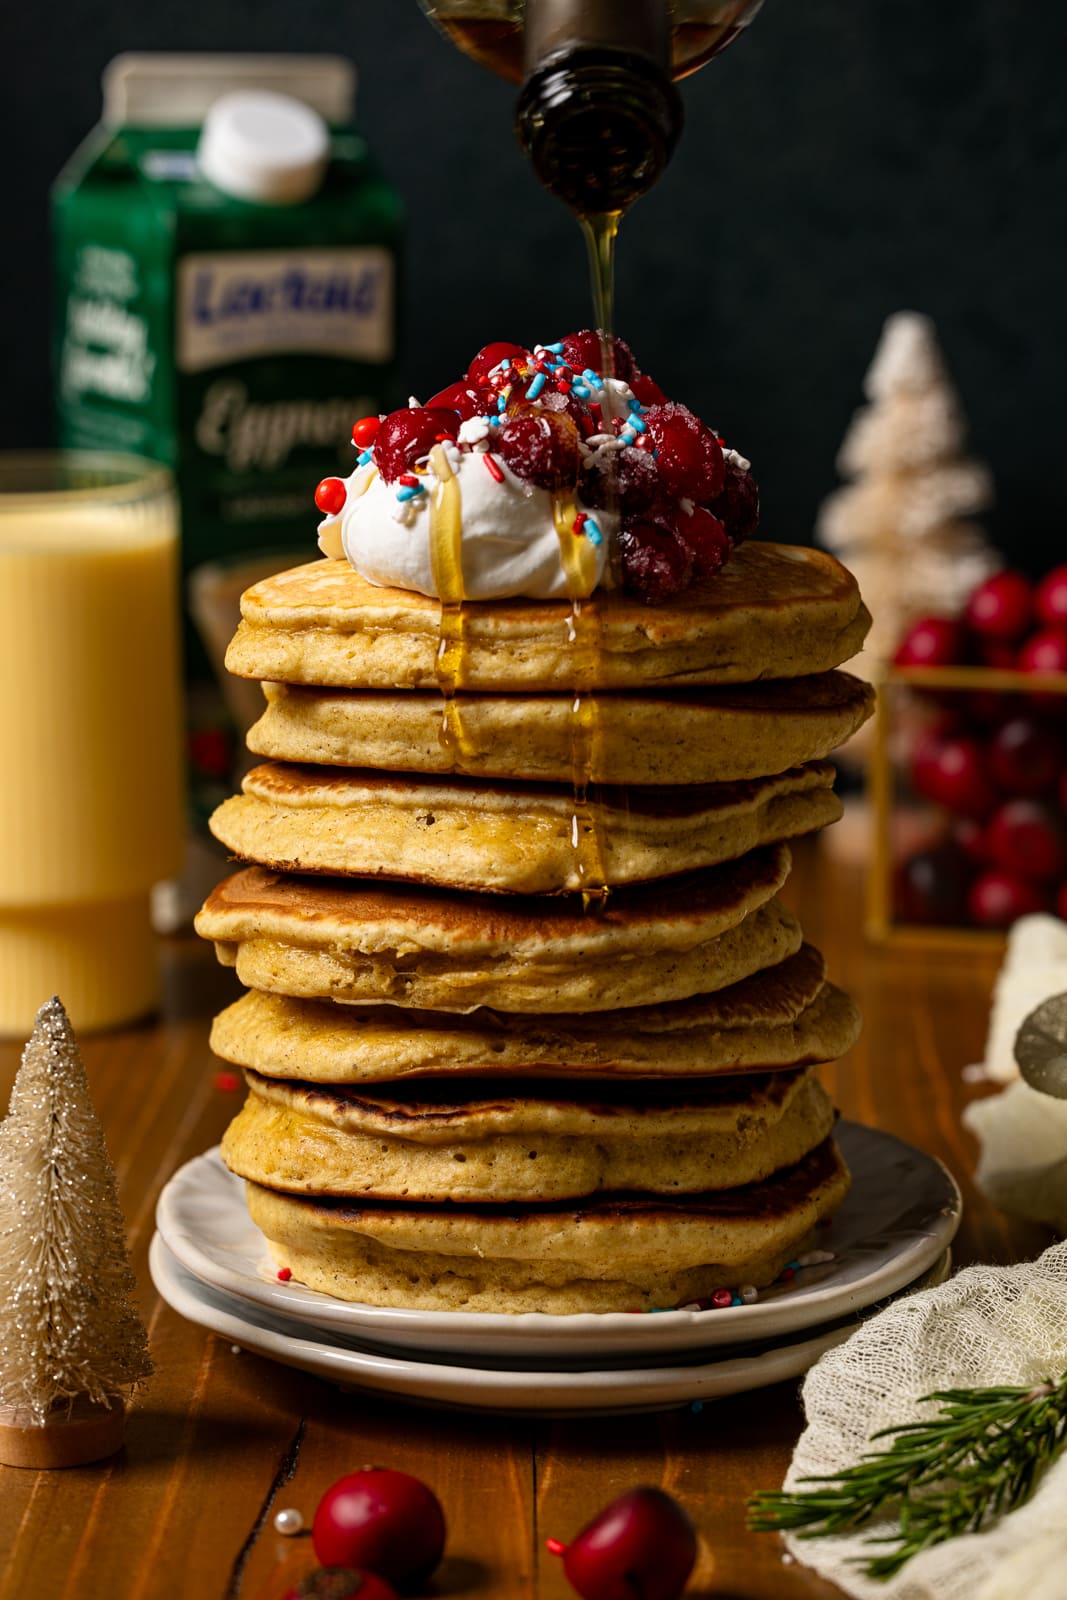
[
  {"left": 553, "top": 491, "right": 610, "bottom": 911},
  {"left": 427, "top": 443, "right": 469, "bottom": 758}
]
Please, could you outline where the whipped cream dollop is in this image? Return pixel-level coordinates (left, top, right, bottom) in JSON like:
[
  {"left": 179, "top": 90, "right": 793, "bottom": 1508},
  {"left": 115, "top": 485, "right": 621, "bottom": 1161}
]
[
  {"left": 319, "top": 436, "right": 609, "bottom": 601},
  {"left": 315, "top": 337, "right": 758, "bottom": 605}
]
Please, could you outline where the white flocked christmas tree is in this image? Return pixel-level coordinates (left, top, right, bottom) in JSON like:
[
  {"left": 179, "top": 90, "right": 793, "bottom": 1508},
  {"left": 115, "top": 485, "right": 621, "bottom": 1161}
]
[
  {"left": 817, "top": 311, "right": 1000, "bottom": 673},
  {"left": 0, "top": 997, "right": 151, "bottom": 1464}
]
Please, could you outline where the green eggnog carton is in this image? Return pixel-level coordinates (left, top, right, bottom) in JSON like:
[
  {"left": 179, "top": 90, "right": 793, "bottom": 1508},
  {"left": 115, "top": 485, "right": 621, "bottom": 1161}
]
[{"left": 52, "top": 53, "right": 403, "bottom": 841}]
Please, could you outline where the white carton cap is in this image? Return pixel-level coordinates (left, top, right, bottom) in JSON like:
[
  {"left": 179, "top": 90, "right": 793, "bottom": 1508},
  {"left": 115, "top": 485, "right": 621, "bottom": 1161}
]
[{"left": 197, "top": 90, "right": 330, "bottom": 206}]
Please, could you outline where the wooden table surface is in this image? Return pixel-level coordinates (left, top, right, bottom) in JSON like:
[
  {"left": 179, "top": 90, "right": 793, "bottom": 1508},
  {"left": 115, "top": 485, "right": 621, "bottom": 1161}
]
[{"left": 0, "top": 839, "right": 1050, "bottom": 1600}]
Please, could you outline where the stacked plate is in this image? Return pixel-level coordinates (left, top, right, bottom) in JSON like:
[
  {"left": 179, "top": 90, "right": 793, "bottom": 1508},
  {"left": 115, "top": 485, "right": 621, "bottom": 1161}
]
[{"left": 151, "top": 1120, "right": 961, "bottom": 1415}]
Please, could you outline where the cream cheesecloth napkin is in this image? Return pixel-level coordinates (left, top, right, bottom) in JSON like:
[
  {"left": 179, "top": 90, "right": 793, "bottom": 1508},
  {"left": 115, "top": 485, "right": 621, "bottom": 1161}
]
[{"left": 777, "top": 1240, "right": 1067, "bottom": 1600}]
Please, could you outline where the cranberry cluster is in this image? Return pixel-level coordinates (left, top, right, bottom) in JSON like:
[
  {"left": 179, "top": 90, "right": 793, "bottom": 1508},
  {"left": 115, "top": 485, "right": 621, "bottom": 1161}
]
[
  {"left": 893, "top": 566, "right": 1067, "bottom": 929},
  {"left": 328, "top": 333, "right": 759, "bottom": 604},
  {"left": 279, "top": 1468, "right": 695, "bottom": 1600}
]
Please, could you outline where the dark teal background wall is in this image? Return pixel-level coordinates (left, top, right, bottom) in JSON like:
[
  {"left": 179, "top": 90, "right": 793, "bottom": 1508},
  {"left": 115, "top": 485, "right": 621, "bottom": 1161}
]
[{"left": 3, "top": 1, "right": 1065, "bottom": 567}]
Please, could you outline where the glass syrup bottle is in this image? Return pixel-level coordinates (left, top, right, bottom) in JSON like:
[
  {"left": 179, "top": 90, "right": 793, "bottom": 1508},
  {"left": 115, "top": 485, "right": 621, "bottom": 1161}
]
[{"left": 418, "top": 1, "right": 762, "bottom": 212}]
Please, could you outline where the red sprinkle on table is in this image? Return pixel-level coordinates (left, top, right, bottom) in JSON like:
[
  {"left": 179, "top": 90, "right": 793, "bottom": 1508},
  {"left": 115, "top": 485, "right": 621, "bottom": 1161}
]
[{"left": 277, "top": 1268, "right": 292, "bottom": 1282}]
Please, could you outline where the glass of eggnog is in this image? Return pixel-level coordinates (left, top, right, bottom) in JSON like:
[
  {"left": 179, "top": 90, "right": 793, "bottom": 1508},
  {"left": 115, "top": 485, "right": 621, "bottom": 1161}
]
[{"left": 0, "top": 454, "right": 183, "bottom": 1033}]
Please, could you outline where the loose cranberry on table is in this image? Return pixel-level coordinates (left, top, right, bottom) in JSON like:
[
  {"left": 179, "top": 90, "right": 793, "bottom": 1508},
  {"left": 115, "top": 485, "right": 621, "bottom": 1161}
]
[
  {"left": 548, "top": 1486, "right": 698, "bottom": 1600},
  {"left": 968, "top": 869, "right": 1047, "bottom": 927},
  {"left": 986, "top": 800, "right": 1067, "bottom": 883},
  {"left": 311, "top": 1469, "right": 446, "bottom": 1587},
  {"left": 964, "top": 570, "right": 1033, "bottom": 640},
  {"left": 893, "top": 616, "right": 967, "bottom": 669},
  {"left": 988, "top": 717, "right": 1064, "bottom": 796},
  {"left": 1035, "top": 564, "right": 1067, "bottom": 628}
]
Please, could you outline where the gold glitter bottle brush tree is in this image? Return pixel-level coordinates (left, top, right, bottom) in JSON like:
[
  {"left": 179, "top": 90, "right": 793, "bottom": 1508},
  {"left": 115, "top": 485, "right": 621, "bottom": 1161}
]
[{"left": 0, "top": 997, "right": 152, "bottom": 1469}]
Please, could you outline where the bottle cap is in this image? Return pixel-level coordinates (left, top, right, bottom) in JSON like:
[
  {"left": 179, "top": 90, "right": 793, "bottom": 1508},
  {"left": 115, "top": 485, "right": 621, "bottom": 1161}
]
[{"left": 198, "top": 90, "right": 329, "bottom": 205}]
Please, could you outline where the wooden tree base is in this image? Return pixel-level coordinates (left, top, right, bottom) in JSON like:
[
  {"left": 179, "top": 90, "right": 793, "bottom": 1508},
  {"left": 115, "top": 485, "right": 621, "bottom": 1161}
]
[{"left": 0, "top": 1398, "right": 126, "bottom": 1469}]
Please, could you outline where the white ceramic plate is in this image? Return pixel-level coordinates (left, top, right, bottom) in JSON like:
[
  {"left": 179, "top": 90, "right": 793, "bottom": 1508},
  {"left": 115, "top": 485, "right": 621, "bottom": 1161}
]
[
  {"left": 156, "top": 1122, "right": 961, "bottom": 1362},
  {"left": 149, "top": 1233, "right": 951, "bottom": 1415}
]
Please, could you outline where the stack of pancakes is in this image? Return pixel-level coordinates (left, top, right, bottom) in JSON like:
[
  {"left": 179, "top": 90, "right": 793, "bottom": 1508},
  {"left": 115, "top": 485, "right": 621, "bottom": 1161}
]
[{"left": 196, "top": 542, "right": 873, "bottom": 1314}]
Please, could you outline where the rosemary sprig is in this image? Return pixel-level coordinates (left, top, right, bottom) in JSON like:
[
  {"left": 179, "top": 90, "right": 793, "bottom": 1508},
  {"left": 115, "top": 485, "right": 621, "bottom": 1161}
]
[{"left": 748, "top": 1371, "right": 1067, "bottom": 1580}]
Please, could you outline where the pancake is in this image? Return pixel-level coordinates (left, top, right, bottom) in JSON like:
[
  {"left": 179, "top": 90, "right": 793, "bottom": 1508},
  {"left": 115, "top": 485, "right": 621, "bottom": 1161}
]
[
  {"left": 210, "top": 761, "right": 842, "bottom": 894},
  {"left": 195, "top": 848, "right": 799, "bottom": 1014},
  {"left": 223, "top": 1067, "right": 835, "bottom": 1202},
  {"left": 209, "top": 945, "right": 859, "bottom": 1082},
  {"left": 243, "top": 1135, "right": 851, "bottom": 1313},
  {"left": 226, "top": 543, "right": 870, "bottom": 692},
  {"left": 248, "top": 672, "right": 875, "bottom": 786}
]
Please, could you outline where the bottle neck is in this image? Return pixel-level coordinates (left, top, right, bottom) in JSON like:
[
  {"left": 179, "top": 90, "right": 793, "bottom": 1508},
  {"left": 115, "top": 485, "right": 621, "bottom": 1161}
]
[
  {"left": 522, "top": 0, "right": 671, "bottom": 73},
  {"left": 515, "top": 46, "right": 683, "bottom": 215}
]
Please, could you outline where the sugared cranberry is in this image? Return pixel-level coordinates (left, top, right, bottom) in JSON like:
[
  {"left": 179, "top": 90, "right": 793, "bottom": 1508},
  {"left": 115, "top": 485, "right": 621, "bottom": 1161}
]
[
  {"left": 561, "top": 329, "right": 636, "bottom": 382},
  {"left": 541, "top": 386, "right": 596, "bottom": 438},
  {"left": 705, "top": 455, "right": 760, "bottom": 546},
  {"left": 466, "top": 341, "right": 527, "bottom": 385},
  {"left": 910, "top": 733, "right": 996, "bottom": 817},
  {"left": 986, "top": 800, "right": 1067, "bottom": 883},
  {"left": 425, "top": 380, "right": 485, "bottom": 421},
  {"left": 894, "top": 616, "right": 967, "bottom": 669},
  {"left": 628, "top": 371, "right": 668, "bottom": 408},
  {"left": 894, "top": 843, "right": 972, "bottom": 925},
  {"left": 964, "top": 570, "right": 1033, "bottom": 641},
  {"left": 374, "top": 408, "right": 460, "bottom": 481},
  {"left": 549, "top": 1487, "right": 697, "bottom": 1600},
  {"left": 497, "top": 409, "right": 581, "bottom": 490},
  {"left": 620, "top": 520, "right": 693, "bottom": 603},
  {"left": 989, "top": 718, "right": 1064, "bottom": 796},
  {"left": 643, "top": 403, "right": 725, "bottom": 501},
  {"left": 314, "top": 478, "right": 347, "bottom": 516},
  {"left": 580, "top": 446, "right": 659, "bottom": 515},
  {"left": 281, "top": 1569, "right": 399, "bottom": 1600},
  {"left": 969, "top": 870, "right": 1047, "bottom": 927},
  {"left": 1036, "top": 565, "right": 1067, "bottom": 629},
  {"left": 311, "top": 1470, "right": 446, "bottom": 1587},
  {"left": 1018, "top": 629, "right": 1067, "bottom": 676},
  {"left": 350, "top": 416, "right": 381, "bottom": 449},
  {"left": 668, "top": 503, "right": 731, "bottom": 580}
]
